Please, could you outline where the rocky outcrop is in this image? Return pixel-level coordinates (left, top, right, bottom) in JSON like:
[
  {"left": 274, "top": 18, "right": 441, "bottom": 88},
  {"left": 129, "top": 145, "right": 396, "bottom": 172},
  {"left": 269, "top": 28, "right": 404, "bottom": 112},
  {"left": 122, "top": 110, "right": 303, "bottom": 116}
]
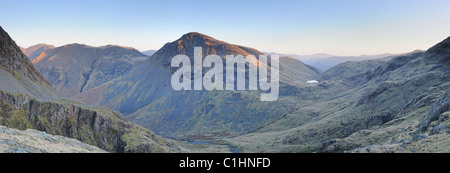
[
  {"left": 416, "top": 89, "right": 450, "bottom": 133},
  {"left": 364, "top": 112, "right": 395, "bottom": 128},
  {"left": 318, "top": 139, "right": 338, "bottom": 153},
  {"left": 0, "top": 90, "right": 178, "bottom": 153}
]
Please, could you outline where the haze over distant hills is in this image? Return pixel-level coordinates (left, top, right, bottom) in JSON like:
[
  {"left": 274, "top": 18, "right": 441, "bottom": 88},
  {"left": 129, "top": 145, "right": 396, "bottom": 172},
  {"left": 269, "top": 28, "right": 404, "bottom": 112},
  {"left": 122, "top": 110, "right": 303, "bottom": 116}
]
[
  {"left": 263, "top": 52, "right": 410, "bottom": 71},
  {"left": 141, "top": 50, "right": 156, "bottom": 56}
]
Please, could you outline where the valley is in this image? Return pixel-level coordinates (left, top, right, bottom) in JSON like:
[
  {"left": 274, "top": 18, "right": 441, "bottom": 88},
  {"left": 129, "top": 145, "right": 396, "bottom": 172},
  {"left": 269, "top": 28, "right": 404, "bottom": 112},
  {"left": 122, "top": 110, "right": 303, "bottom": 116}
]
[
  {"left": 73, "top": 33, "right": 449, "bottom": 153},
  {"left": 1, "top": 25, "right": 448, "bottom": 153}
]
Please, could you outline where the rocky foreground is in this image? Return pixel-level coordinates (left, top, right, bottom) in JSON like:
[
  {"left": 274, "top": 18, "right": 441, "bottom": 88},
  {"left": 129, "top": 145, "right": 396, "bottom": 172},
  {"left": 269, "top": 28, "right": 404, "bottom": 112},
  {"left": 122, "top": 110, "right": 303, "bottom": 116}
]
[{"left": 0, "top": 125, "right": 106, "bottom": 153}]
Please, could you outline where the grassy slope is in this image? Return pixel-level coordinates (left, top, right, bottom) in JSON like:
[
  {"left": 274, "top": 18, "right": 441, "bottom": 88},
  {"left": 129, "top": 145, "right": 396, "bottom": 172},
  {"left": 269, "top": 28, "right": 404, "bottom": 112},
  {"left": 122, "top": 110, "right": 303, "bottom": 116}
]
[{"left": 225, "top": 37, "right": 450, "bottom": 153}]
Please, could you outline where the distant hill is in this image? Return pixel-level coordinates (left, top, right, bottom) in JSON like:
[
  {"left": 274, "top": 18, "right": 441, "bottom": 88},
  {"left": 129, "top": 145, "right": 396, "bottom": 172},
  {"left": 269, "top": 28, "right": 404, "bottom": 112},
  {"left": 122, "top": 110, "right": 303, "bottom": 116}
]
[
  {"left": 33, "top": 44, "right": 149, "bottom": 97},
  {"left": 141, "top": 49, "right": 157, "bottom": 56},
  {"left": 20, "top": 44, "right": 55, "bottom": 61},
  {"left": 264, "top": 52, "right": 401, "bottom": 71},
  {"left": 303, "top": 54, "right": 396, "bottom": 71}
]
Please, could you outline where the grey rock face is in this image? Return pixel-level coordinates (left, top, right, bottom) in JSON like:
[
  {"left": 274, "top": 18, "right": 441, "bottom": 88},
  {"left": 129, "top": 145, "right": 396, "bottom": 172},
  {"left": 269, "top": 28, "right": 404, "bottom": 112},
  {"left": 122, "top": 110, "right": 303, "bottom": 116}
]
[
  {"left": 412, "top": 134, "right": 427, "bottom": 142},
  {"left": 417, "top": 89, "right": 450, "bottom": 133},
  {"left": 429, "top": 124, "right": 449, "bottom": 136},
  {"left": 318, "top": 139, "right": 337, "bottom": 153},
  {"left": 0, "top": 90, "right": 177, "bottom": 153},
  {"left": 365, "top": 112, "right": 395, "bottom": 128}
]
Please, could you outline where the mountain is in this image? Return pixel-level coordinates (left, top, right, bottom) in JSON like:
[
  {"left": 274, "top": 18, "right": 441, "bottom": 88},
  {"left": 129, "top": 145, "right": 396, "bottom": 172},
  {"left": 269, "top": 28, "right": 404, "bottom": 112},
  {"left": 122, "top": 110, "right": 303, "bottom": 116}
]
[
  {"left": 75, "top": 32, "right": 321, "bottom": 139},
  {"left": 21, "top": 29, "right": 446, "bottom": 153},
  {"left": 263, "top": 52, "right": 333, "bottom": 60},
  {"left": 0, "top": 26, "right": 178, "bottom": 153},
  {"left": 278, "top": 56, "right": 321, "bottom": 85},
  {"left": 264, "top": 52, "right": 400, "bottom": 71},
  {"left": 225, "top": 36, "right": 449, "bottom": 153},
  {"left": 303, "top": 54, "right": 396, "bottom": 71},
  {"left": 322, "top": 60, "right": 383, "bottom": 78},
  {"left": 33, "top": 43, "right": 149, "bottom": 97},
  {"left": 142, "top": 49, "right": 157, "bottom": 56},
  {"left": 321, "top": 50, "right": 427, "bottom": 82},
  {"left": 21, "top": 44, "right": 55, "bottom": 61}
]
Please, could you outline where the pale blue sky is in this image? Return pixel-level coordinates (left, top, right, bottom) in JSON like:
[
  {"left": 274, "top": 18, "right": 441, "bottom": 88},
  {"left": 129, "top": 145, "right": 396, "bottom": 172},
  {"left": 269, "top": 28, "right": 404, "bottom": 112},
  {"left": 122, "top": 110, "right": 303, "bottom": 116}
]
[{"left": 1, "top": 0, "right": 449, "bottom": 56}]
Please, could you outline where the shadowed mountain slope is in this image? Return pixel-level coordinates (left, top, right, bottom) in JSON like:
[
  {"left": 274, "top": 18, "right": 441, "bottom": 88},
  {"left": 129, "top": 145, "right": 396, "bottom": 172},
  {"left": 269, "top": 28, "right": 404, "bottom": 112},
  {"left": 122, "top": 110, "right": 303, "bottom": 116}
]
[
  {"left": 75, "top": 32, "right": 320, "bottom": 139},
  {"left": 33, "top": 43, "right": 149, "bottom": 97},
  {"left": 0, "top": 26, "right": 178, "bottom": 153}
]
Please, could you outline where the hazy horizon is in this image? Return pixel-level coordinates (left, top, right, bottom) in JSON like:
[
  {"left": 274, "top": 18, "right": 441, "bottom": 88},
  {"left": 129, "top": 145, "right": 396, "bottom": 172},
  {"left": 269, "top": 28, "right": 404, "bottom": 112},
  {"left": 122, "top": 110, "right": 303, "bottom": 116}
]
[{"left": 2, "top": 0, "right": 449, "bottom": 56}]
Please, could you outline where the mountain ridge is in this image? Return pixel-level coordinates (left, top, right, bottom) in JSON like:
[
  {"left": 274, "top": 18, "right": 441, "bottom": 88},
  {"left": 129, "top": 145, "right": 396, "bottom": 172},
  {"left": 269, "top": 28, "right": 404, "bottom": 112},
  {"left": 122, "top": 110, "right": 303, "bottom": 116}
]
[
  {"left": 21, "top": 44, "right": 55, "bottom": 61},
  {"left": 263, "top": 51, "right": 402, "bottom": 71},
  {"left": 33, "top": 43, "right": 149, "bottom": 97}
]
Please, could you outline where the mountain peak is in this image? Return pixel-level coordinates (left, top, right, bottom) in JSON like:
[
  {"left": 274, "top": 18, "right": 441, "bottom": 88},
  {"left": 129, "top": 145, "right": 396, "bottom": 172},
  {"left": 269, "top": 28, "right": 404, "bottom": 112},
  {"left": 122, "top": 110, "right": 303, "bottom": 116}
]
[
  {"left": 152, "top": 32, "right": 263, "bottom": 60},
  {"left": 21, "top": 43, "right": 55, "bottom": 61},
  {"left": 177, "top": 32, "right": 224, "bottom": 46},
  {"left": 0, "top": 26, "right": 51, "bottom": 86},
  {"left": 180, "top": 32, "right": 212, "bottom": 40}
]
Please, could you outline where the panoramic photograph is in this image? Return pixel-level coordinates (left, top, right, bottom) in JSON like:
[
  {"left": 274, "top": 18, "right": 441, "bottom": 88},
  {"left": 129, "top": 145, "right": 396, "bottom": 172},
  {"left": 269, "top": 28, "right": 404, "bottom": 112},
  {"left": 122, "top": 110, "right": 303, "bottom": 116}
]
[{"left": 1, "top": 0, "right": 449, "bottom": 165}]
